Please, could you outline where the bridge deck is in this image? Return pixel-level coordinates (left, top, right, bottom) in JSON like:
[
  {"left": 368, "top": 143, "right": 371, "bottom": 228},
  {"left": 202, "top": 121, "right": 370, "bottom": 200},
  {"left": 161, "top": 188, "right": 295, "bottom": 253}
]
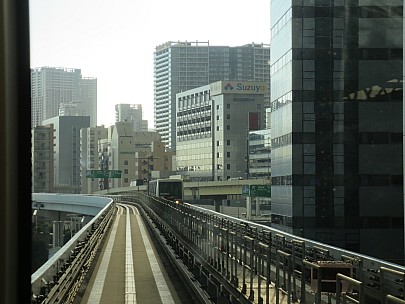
[{"left": 78, "top": 204, "right": 183, "bottom": 304}]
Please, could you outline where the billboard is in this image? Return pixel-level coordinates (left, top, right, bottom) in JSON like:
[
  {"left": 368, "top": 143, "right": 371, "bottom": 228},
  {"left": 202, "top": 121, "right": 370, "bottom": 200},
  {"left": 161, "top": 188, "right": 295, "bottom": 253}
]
[{"left": 210, "top": 81, "right": 268, "bottom": 96}]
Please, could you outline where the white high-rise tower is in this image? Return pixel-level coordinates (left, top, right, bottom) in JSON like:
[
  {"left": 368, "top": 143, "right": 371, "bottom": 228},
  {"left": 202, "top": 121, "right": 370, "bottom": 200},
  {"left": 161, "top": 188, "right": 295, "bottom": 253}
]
[{"left": 31, "top": 67, "right": 97, "bottom": 127}]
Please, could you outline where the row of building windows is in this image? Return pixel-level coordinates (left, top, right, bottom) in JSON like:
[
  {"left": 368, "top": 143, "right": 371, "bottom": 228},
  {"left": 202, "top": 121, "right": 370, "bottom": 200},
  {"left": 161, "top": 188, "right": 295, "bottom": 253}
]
[
  {"left": 177, "top": 162, "right": 241, "bottom": 172},
  {"left": 177, "top": 127, "right": 211, "bottom": 136},
  {"left": 271, "top": 174, "right": 402, "bottom": 187},
  {"left": 177, "top": 105, "right": 211, "bottom": 116},
  {"left": 271, "top": 91, "right": 292, "bottom": 111},
  {"left": 272, "top": 133, "right": 293, "bottom": 149},
  {"left": 177, "top": 165, "right": 212, "bottom": 171},
  {"left": 176, "top": 141, "right": 212, "bottom": 150},
  {"left": 271, "top": 7, "right": 292, "bottom": 38},
  {"left": 177, "top": 116, "right": 211, "bottom": 126},
  {"left": 271, "top": 50, "right": 292, "bottom": 76},
  {"left": 177, "top": 153, "right": 212, "bottom": 161}
]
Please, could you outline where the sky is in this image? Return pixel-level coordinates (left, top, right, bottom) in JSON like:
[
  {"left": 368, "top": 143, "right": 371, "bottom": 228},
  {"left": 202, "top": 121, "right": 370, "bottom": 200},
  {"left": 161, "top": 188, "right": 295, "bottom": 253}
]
[{"left": 29, "top": 0, "right": 271, "bottom": 128}]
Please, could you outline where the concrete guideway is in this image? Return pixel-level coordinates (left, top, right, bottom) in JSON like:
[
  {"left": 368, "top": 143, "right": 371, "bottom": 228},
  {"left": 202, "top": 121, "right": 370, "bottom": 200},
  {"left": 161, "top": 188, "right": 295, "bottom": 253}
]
[
  {"left": 31, "top": 194, "right": 405, "bottom": 304},
  {"left": 133, "top": 193, "right": 405, "bottom": 304},
  {"left": 130, "top": 206, "right": 175, "bottom": 304},
  {"left": 80, "top": 203, "right": 180, "bottom": 304}
]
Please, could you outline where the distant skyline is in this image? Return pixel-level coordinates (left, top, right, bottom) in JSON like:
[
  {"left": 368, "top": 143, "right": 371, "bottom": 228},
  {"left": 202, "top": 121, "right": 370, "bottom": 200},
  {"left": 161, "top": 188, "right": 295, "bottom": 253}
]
[{"left": 29, "top": 0, "right": 271, "bottom": 128}]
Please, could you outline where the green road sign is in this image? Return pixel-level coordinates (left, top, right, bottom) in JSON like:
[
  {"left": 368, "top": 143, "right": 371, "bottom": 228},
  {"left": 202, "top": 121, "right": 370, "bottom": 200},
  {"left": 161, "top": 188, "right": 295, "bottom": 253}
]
[
  {"left": 109, "top": 170, "right": 121, "bottom": 178},
  {"left": 242, "top": 184, "right": 271, "bottom": 197},
  {"left": 250, "top": 184, "right": 271, "bottom": 197},
  {"left": 86, "top": 170, "right": 122, "bottom": 178},
  {"left": 86, "top": 170, "right": 108, "bottom": 178}
]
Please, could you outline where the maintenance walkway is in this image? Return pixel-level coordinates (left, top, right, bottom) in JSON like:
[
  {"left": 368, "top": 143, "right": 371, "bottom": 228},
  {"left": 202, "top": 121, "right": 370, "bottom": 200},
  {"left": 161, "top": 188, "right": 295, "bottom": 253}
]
[{"left": 78, "top": 203, "right": 184, "bottom": 304}]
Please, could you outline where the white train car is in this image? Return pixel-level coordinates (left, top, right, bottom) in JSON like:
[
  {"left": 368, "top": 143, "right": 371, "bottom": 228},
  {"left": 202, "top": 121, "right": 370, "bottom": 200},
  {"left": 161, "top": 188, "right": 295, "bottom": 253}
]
[{"left": 148, "top": 178, "right": 184, "bottom": 203}]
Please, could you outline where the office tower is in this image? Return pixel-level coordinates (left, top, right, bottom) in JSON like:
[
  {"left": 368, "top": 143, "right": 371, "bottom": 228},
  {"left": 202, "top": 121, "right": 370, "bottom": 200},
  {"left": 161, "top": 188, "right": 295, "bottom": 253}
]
[
  {"left": 31, "top": 125, "right": 54, "bottom": 193},
  {"left": 176, "top": 81, "right": 266, "bottom": 181},
  {"left": 270, "top": 1, "right": 403, "bottom": 263},
  {"left": 154, "top": 41, "right": 270, "bottom": 150},
  {"left": 115, "top": 103, "right": 148, "bottom": 131},
  {"left": 42, "top": 116, "right": 90, "bottom": 193},
  {"left": 80, "top": 126, "right": 109, "bottom": 194},
  {"left": 31, "top": 67, "right": 97, "bottom": 127},
  {"left": 79, "top": 77, "right": 98, "bottom": 126}
]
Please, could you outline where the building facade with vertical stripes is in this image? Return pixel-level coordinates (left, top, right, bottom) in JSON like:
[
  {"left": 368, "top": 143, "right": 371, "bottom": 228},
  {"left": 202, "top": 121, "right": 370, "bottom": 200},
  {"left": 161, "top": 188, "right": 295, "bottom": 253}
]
[
  {"left": 176, "top": 80, "right": 267, "bottom": 181},
  {"left": 270, "top": 0, "right": 403, "bottom": 263},
  {"left": 154, "top": 41, "right": 270, "bottom": 151}
]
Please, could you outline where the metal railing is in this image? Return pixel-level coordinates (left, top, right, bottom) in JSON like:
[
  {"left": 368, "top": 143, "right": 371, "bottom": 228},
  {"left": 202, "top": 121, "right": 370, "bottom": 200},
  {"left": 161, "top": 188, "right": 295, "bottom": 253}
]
[
  {"left": 123, "top": 192, "right": 405, "bottom": 304},
  {"left": 31, "top": 202, "right": 115, "bottom": 303}
]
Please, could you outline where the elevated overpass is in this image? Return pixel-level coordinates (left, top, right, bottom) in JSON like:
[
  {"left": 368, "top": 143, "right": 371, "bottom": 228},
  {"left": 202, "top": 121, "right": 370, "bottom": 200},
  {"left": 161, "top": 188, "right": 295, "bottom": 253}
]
[
  {"left": 99, "top": 179, "right": 271, "bottom": 221},
  {"left": 31, "top": 192, "right": 405, "bottom": 304},
  {"left": 97, "top": 178, "right": 269, "bottom": 199}
]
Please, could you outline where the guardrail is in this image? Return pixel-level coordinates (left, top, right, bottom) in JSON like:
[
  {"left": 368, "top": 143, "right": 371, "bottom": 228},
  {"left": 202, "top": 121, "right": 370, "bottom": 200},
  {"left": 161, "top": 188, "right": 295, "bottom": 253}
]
[
  {"left": 123, "top": 192, "right": 405, "bottom": 304},
  {"left": 31, "top": 199, "right": 114, "bottom": 303}
]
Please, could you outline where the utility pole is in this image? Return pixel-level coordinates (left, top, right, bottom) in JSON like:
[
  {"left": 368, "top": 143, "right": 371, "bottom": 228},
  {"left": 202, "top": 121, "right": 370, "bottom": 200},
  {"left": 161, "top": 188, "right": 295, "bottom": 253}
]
[
  {"left": 246, "top": 129, "right": 250, "bottom": 180},
  {"left": 99, "top": 153, "right": 109, "bottom": 190}
]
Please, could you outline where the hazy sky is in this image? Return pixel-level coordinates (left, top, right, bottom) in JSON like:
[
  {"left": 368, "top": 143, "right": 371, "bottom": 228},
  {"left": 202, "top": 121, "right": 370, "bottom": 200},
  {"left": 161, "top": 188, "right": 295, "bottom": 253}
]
[{"left": 29, "top": 0, "right": 271, "bottom": 127}]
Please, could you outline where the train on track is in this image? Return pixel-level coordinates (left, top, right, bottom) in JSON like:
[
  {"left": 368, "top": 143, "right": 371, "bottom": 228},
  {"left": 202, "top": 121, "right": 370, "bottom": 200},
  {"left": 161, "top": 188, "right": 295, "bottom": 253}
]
[{"left": 147, "top": 178, "right": 184, "bottom": 204}]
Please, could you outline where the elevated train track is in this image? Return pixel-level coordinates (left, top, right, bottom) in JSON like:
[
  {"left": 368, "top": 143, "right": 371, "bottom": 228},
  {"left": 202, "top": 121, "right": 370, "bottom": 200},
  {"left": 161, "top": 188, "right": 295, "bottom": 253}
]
[
  {"left": 121, "top": 192, "right": 405, "bottom": 304},
  {"left": 32, "top": 192, "right": 405, "bottom": 304},
  {"left": 79, "top": 203, "right": 183, "bottom": 304}
]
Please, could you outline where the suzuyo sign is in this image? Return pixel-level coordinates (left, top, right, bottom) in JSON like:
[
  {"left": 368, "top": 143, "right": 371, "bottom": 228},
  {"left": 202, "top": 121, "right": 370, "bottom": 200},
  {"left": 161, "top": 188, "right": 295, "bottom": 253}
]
[{"left": 210, "top": 80, "right": 268, "bottom": 96}]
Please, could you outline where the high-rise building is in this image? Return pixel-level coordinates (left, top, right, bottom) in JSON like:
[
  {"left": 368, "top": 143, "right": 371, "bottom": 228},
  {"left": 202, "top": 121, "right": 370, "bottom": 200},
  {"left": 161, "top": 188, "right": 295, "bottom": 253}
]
[
  {"left": 31, "top": 67, "right": 97, "bottom": 127},
  {"left": 31, "top": 125, "right": 54, "bottom": 193},
  {"left": 79, "top": 77, "right": 98, "bottom": 126},
  {"left": 154, "top": 41, "right": 270, "bottom": 150},
  {"left": 270, "top": 0, "right": 403, "bottom": 263},
  {"left": 42, "top": 116, "right": 90, "bottom": 193},
  {"left": 115, "top": 103, "right": 148, "bottom": 131},
  {"left": 176, "top": 81, "right": 267, "bottom": 181}
]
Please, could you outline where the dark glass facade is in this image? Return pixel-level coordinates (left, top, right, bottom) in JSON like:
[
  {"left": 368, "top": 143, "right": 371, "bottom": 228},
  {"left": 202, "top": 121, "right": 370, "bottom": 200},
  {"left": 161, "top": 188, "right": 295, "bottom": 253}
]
[{"left": 270, "top": 0, "right": 403, "bottom": 263}]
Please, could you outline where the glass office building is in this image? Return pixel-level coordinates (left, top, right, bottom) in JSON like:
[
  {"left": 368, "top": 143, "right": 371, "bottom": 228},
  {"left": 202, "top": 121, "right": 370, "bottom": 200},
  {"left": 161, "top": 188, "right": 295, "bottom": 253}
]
[{"left": 270, "top": 0, "right": 403, "bottom": 263}]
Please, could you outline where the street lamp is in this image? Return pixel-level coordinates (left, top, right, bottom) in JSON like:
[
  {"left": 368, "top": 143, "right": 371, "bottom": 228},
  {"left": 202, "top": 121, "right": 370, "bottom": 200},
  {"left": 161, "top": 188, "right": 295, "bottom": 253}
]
[
  {"left": 33, "top": 209, "right": 38, "bottom": 234},
  {"left": 246, "top": 129, "right": 250, "bottom": 180},
  {"left": 32, "top": 201, "right": 44, "bottom": 234}
]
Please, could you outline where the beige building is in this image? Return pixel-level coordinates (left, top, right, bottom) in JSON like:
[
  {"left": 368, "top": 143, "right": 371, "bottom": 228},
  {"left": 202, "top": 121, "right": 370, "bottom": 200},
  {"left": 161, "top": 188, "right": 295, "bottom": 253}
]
[
  {"left": 80, "top": 121, "right": 174, "bottom": 192},
  {"left": 110, "top": 122, "right": 136, "bottom": 188},
  {"left": 109, "top": 122, "right": 175, "bottom": 188},
  {"left": 135, "top": 139, "right": 175, "bottom": 181},
  {"left": 32, "top": 125, "right": 55, "bottom": 193},
  {"left": 80, "top": 125, "right": 109, "bottom": 193}
]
